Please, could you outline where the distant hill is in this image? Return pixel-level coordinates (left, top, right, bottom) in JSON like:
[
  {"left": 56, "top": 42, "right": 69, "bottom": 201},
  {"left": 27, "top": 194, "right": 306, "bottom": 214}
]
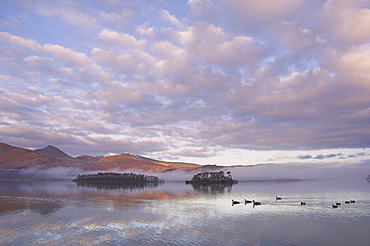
[
  {"left": 75, "top": 155, "right": 104, "bottom": 163},
  {"left": 0, "top": 143, "right": 58, "bottom": 168},
  {"left": 34, "top": 145, "right": 71, "bottom": 159},
  {"left": 120, "top": 152, "right": 159, "bottom": 162},
  {"left": 34, "top": 145, "right": 83, "bottom": 167},
  {"left": 92, "top": 155, "right": 172, "bottom": 172},
  {"left": 0, "top": 143, "right": 201, "bottom": 172}
]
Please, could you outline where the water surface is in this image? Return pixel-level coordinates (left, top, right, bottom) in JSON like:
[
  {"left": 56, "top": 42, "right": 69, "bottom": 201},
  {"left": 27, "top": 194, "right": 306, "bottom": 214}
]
[{"left": 1, "top": 180, "right": 369, "bottom": 245}]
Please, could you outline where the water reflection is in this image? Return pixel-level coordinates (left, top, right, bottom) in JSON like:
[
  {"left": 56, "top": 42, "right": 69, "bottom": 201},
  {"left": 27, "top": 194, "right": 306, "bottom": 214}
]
[
  {"left": 0, "top": 196, "right": 64, "bottom": 216},
  {"left": 1, "top": 180, "right": 370, "bottom": 246},
  {"left": 187, "top": 182, "right": 234, "bottom": 194}
]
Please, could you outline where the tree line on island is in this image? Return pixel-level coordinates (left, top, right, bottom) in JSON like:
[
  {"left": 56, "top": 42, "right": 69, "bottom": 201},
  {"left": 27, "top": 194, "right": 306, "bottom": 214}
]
[
  {"left": 72, "top": 170, "right": 238, "bottom": 186},
  {"left": 186, "top": 170, "right": 237, "bottom": 184},
  {"left": 73, "top": 172, "right": 164, "bottom": 184}
]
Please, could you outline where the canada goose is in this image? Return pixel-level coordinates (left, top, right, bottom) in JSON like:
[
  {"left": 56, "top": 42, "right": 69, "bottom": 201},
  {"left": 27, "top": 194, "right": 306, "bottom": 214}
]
[
  {"left": 253, "top": 200, "right": 261, "bottom": 206},
  {"left": 232, "top": 199, "right": 240, "bottom": 205},
  {"left": 336, "top": 202, "right": 341, "bottom": 206},
  {"left": 244, "top": 199, "right": 252, "bottom": 204},
  {"left": 276, "top": 196, "right": 282, "bottom": 200},
  {"left": 332, "top": 204, "right": 338, "bottom": 208},
  {"left": 345, "top": 201, "right": 350, "bottom": 204},
  {"left": 350, "top": 200, "right": 355, "bottom": 203},
  {"left": 301, "top": 202, "right": 306, "bottom": 205}
]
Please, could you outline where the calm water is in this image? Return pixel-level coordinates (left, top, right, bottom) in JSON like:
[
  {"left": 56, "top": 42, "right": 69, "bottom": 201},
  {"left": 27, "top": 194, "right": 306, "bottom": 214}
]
[{"left": 0, "top": 179, "right": 370, "bottom": 246}]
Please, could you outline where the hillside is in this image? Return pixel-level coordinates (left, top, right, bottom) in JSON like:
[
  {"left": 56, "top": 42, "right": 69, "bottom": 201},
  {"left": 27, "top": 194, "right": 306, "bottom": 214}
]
[
  {"left": 0, "top": 143, "right": 201, "bottom": 172},
  {"left": 34, "top": 145, "right": 84, "bottom": 167},
  {"left": 0, "top": 143, "right": 58, "bottom": 168},
  {"left": 88, "top": 155, "right": 200, "bottom": 172},
  {"left": 90, "top": 155, "right": 172, "bottom": 172},
  {"left": 75, "top": 155, "right": 104, "bottom": 163}
]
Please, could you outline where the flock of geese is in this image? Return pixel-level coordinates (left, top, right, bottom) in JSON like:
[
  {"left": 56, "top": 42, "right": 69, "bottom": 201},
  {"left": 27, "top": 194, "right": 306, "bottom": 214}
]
[
  {"left": 332, "top": 200, "right": 356, "bottom": 208},
  {"left": 232, "top": 196, "right": 356, "bottom": 208},
  {"left": 231, "top": 199, "right": 262, "bottom": 207}
]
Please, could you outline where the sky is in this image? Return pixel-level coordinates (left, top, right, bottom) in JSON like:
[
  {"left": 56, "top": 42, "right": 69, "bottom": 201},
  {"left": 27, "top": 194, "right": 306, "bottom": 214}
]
[{"left": 0, "top": 0, "right": 370, "bottom": 167}]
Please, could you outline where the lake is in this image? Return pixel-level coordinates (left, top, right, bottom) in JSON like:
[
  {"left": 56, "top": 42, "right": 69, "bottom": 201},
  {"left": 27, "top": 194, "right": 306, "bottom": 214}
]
[{"left": 0, "top": 179, "right": 369, "bottom": 245}]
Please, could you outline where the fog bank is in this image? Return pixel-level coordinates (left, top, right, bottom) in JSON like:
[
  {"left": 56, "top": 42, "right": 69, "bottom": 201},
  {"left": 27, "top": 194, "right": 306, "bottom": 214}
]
[{"left": 1, "top": 163, "right": 369, "bottom": 181}]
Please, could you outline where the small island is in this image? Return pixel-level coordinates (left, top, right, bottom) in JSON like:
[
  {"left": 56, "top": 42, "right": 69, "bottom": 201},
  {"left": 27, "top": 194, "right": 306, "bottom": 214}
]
[
  {"left": 73, "top": 172, "right": 164, "bottom": 184},
  {"left": 185, "top": 171, "right": 238, "bottom": 184}
]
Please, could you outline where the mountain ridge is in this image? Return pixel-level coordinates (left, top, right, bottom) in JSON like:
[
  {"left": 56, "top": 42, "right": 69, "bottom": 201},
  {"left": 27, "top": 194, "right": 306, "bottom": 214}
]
[
  {"left": 0, "top": 143, "right": 58, "bottom": 168},
  {"left": 0, "top": 143, "right": 201, "bottom": 172}
]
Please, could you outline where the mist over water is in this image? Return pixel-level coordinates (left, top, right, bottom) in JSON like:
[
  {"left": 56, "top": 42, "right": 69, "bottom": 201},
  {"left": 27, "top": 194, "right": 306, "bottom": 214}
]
[
  {"left": 229, "top": 164, "right": 370, "bottom": 181},
  {"left": 0, "top": 167, "right": 84, "bottom": 180},
  {"left": 1, "top": 162, "right": 369, "bottom": 182}
]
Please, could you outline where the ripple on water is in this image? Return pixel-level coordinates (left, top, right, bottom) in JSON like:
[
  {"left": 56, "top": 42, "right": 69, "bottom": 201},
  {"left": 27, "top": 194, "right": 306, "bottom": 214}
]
[{"left": 1, "top": 180, "right": 370, "bottom": 246}]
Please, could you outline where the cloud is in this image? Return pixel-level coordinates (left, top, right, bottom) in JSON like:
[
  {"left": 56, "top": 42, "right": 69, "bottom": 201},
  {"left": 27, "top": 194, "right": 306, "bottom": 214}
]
[
  {"left": 0, "top": 32, "right": 42, "bottom": 52},
  {"left": 34, "top": 0, "right": 97, "bottom": 29},
  {"left": 1, "top": 0, "right": 370, "bottom": 165},
  {"left": 43, "top": 44, "right": 91, "bottom": 67},
  {"left": 152, "top": 41, "right": 186, "bottom": 59},
  {"left": 334, "top": 45, "right": 370, "bottom": 86},
  {"left": 313, "top": 153, "right": 342, "bottom": 160},
  {"left": 91, "top": 48, "right": 136, "bottom": 74},
  {"left": 135, "top": 23, "right": 156, "bottom": 37},
  {"left": 315, "top": 0, "right": 370, "bottom": 47},
  {"left": 98, "top": 29, "right": 147, "bottom": 50},
  {"left": 348, "top": 152, "right": 367, "bottom": 158},
  {"left": 226, "top": 0, "right": 305, "bottom": 22},
  {"left": 98, "top": 8, "right": 133, "bottom": 26},
  {"left": 297, "top": 155, "right": 312, "bottom": 160},
  {"left": 177, "top": 23, "right": 266, "bottom": 72},
  {"left": 158, "top": 9, "right": 183, "bottom": 27}
]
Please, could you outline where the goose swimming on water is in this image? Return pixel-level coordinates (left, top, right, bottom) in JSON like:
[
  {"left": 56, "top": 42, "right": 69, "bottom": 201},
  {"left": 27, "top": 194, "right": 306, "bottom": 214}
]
[
  {"left": 244, "top": 199, "right": 252, "bottom": 204},
  {"left": 232, "top": 199, "right": 240, "bottom": 205},
  {"left": 276, "top": 196, "right": 282, "bottom": 200},
  {"left": 253, "top": 200, "right": 261, "bottom": 206},
  {"left": 332, "top": 204, "right": 338, "bottom": 208},
  {"left": 301, "top": 202, "right": 306, "bottom": 205}
]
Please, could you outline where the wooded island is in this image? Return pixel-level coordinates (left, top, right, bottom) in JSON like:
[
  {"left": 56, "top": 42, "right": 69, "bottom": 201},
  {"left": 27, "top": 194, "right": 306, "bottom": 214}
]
[
  {"left": 73, "top": 172, "right": 164, "bottom": 184},
  {"left": 185, "top": 171, "right": 238, "bottom": 184}
]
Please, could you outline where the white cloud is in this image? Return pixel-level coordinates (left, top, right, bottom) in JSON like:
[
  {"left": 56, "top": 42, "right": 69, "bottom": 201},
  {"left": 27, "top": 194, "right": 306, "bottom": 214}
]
[
  {"left": 218, "top": 35, "right": 262, "bottom": 67},
  {"left": 158, "top": 9, "right": 183, "bottom": 27},
  {"left": 338, "top": 45, "right": 370, "bottom": 78},
  {"left": 177, "top": 23, "right": 265, "bottom": 70},
  {"left": 0, "top": 74, "right": 24, "bottom": 83},
  {"left": 43, "top": 44, "right": 91, "bottom": 67},
  {"left": 0, "top": 32, "right": 42, "bottom": 52},
  {"left": 135, "top": 23, "right": 156, "bottom": 37},
  {"left": 152, "top": 57, "right": 193, "bottom": 80},
  {"left": 24, "top": 55, "right": 52, "bottom": 68},
  {"left": 315, "top": 0, "right": 370, "bottom": 46},
  {"left": 91, "top": 48, "right": 136, "bottom": 74},
  {"left": 154, "top": 79, "right": 193, "bottom": 97},
  {"left": 178, "top": 23, "right": 225, "bottom": 47},
  {"left": 98, "top": 29, "right": 147, "bottom": 50},
  {"left": 152, "top": 41, "right": 186, "bottom": 59}
]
